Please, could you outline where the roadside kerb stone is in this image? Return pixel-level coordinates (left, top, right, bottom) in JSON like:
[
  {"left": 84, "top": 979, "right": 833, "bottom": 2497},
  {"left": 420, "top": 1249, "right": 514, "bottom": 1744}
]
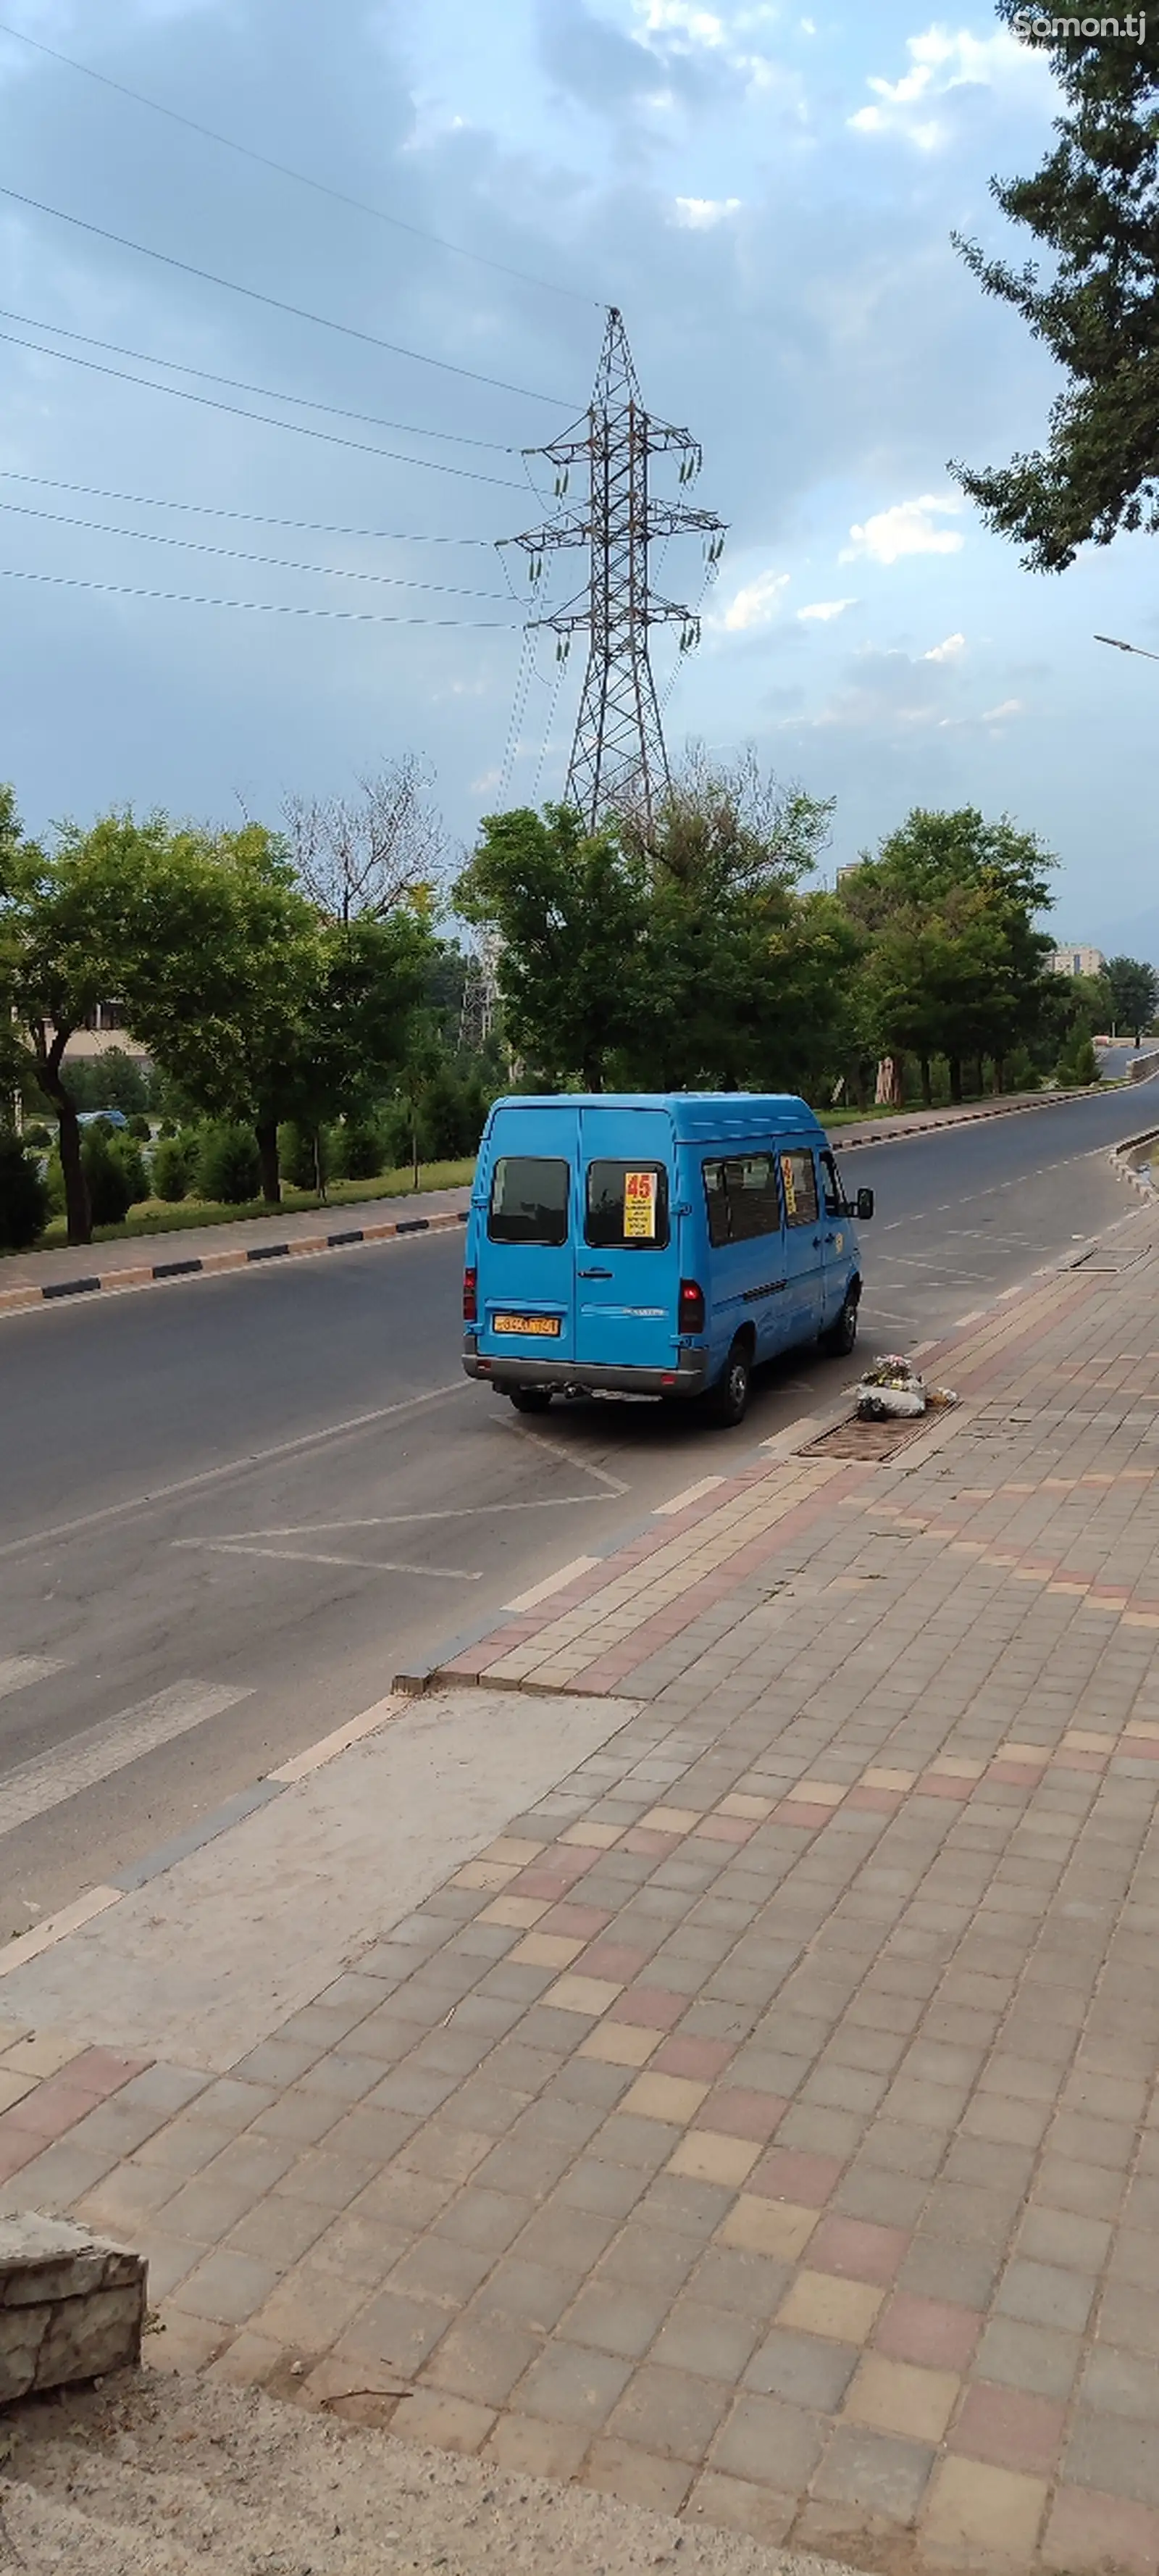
[{"left": 0, "top": 2212, "right": 146, "bottom": 2401}]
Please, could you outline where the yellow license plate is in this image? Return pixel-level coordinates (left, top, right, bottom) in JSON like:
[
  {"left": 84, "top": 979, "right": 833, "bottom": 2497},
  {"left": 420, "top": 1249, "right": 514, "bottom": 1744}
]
[{"left": 494, "top": 1314, "right": 561, "bottom": 1338}]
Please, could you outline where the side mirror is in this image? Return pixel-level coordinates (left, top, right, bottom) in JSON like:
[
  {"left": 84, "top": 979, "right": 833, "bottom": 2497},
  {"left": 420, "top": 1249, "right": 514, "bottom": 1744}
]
[{"left": 855, "top": 1187, "right": 875, "bottom": 1222}]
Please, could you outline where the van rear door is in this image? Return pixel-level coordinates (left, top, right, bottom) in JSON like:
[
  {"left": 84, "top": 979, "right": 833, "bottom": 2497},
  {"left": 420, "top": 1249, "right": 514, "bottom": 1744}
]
[
  {"left": 574, "top": 1106, "right": 679, "bottom": 1374},
  {"left": 475, "top": 1107, "right": 577, "bottom": 1364}
]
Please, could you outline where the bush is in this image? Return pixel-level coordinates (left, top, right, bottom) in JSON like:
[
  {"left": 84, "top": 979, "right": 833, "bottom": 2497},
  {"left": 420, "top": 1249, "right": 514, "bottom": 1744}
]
[
  {"left": 0, "top": 1131, "right": 49, "bottom": 1250},
  {"left": 127, "top": 1112, "right": 152, "bottom": 1142},
  {"left": 1057, "top": 1028, "right": 1100, "bottom": 1088},
  {"left": 152, "top": 1136, "right": 191, "bottom": 1202},
  {"left": 196, "top": 1122, "right": 261, "bottom": 1204},
  {"left": 278, "top": 1121, "right": 330, "bottom": 1191},
  {"left": 64, "top": 1049, "right": 151, "bottom": 1116},
  {"left": 22, "top": 1120, "right": 51, "bottom": 1150},
  {"left": 81, "top": 1129, "right": 132, "bottom": 1226},
  {"left": 45, "top": 1152, "right": 64, "bottom": 1216},
  {"left": 110, "top": 1137, "right": 149, "bottom": 1206},
  {"left": 332, "top": 1117, "right": 384, "bottom": 1180}
]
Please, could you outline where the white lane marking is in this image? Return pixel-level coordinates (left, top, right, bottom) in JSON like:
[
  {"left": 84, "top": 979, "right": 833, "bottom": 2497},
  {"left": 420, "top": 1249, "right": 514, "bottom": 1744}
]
[
  {"left": 0, "top": 1380, "right": 467, "bottom": 1564},
  {"left": 193, "top": 1498, "right": 608, "bottom": 1540},
  {"left": 495, "top": 1412, "right": 629, "bottom": 1499},
  {"left": 0, "top": 1679, "right": 251, "bottom": 1839},
  {"left": 654, "top": 1476, "right": 727, "bottom": 1517},
  {"left": 175, "top": 1541, "right": 481, "bottom": 1580},
  {"left": 0, "top": 1655, "right": 65, "bottom": 1700},
  {"left": 504, "top": 1556, "right": 603, "bottom": 1612}
]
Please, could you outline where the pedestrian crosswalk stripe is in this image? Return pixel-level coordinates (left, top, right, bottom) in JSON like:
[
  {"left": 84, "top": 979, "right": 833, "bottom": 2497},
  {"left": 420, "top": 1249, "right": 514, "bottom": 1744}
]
[{"left": 0, "top": 1679, "right": 251, "bottom": 1838}]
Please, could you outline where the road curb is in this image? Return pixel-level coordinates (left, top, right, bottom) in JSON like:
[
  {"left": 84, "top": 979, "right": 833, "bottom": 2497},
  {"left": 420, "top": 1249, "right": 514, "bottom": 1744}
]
[
  {"left": 1110, "top": 1125, "right": 1159, "bottom": 1197},
  {"left": 0, "top": 1207, "right": 469, "bottom": 1321}
]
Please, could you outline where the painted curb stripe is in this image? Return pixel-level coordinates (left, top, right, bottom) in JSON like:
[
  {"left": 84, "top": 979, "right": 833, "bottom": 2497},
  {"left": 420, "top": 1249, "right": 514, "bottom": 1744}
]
[{"left": 0, "top": 1206, "right": 470, "bottom": 1318}]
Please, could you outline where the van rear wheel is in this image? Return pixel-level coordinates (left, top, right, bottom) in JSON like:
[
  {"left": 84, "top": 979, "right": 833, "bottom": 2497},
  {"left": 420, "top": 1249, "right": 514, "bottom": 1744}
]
[
  {"left": 711, "top": 1337, "right": 751, "bottom": 1427},
  {"left": 509, "top": 1387, "right": 553, "bottom": 1414}
]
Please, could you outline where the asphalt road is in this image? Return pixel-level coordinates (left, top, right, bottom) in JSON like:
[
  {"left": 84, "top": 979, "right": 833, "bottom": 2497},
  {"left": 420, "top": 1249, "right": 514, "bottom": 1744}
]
[{"left": 0, "top": 1078, "right": 1153, "bottom": 1941}]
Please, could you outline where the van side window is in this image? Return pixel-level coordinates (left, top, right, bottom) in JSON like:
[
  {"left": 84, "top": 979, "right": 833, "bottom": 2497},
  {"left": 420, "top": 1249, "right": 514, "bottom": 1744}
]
[
  {"left": 488, "top": 1156, "right": 569, "bottom": 1246},
  {"left": 702, "top": 1154, "right": 782, "bottom": 1245},
  {"left": 819, "top": 1151, "right": 845, "bottom": 1217},
  {"left": 585, "top": 1161, "right": 670, "bottom": 1249},
  {"left": 779, "top": 1149, "right": 819, "bottom": 1229}
]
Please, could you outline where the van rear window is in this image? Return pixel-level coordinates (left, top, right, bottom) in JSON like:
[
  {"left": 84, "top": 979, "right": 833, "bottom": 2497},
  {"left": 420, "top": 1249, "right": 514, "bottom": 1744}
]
[
  {"left": 585, "top": 1161, "right": 670, "bottom": 1249},
  {"left": 488, "top": 1156, "right": 569, "bottom": 1246}
]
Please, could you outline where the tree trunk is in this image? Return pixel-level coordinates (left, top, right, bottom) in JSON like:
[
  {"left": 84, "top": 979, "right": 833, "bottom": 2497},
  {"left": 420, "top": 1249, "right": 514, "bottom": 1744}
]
[
  {"left": 33, "top": 1027, "right": 91, "bottom": 1245},
  {"left": 973, "top": 1055, "right": 984, "bottom": 1098},
  {"left": 312, "top": 1128, "right": 327, "bottom": 1204},
  {"left": 255, "top": 1117, "right": 280, "bottom": 1206},
  {"left": 411, "top": 1116, "right": 420, "bottom": 1191},
  {"left": 948, "top": 1056, "right": 963, "bottom": 1104},
  {"left": 992, "top": 1057, "right": 1005, "bottom": 1095},
  {"left": 919, "top": 1054, "right": 932, "bottom": 1109}
]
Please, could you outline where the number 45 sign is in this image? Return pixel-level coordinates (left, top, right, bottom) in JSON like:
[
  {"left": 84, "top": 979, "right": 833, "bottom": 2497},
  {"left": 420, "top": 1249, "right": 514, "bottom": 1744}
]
[{"left": 623, "top": 1169, "right": 657, "bottom": 1239}]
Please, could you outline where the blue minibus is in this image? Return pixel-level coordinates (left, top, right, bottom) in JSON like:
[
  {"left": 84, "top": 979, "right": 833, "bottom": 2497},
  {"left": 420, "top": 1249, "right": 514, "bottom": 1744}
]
[{"left": 462, "top": 1093, "right": 874, "bottom": 1427}]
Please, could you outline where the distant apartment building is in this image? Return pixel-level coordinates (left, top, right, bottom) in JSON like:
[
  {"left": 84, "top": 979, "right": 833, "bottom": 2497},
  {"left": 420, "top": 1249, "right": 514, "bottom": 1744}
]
[
  {"left": 43, "top": 1001, "right": 150, "bottom": 1062},
  {"left": 1047, "top": 944, "right": 1105, "bottom": 980}
]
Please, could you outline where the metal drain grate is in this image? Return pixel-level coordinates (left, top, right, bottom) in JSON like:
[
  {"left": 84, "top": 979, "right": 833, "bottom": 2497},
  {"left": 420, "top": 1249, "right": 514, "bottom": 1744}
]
[{"left": 798, "top": 1414, "right": 935, "bottom": 1461}]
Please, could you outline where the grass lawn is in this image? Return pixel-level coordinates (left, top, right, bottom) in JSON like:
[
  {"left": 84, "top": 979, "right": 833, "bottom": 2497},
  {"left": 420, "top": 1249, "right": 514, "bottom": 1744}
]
[{"left": 28, "top": 1159, "right": 476, "bottom": 1254}]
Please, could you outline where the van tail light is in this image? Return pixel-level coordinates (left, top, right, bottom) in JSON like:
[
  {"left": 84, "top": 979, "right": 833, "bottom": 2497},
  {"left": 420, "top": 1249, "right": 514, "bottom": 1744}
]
[
  {"left": 679, "top": 1278, "right": 705, "bottom": 1334},
  {"left": 462, "top": 1266, "right": 477, "bottom": 1325}
]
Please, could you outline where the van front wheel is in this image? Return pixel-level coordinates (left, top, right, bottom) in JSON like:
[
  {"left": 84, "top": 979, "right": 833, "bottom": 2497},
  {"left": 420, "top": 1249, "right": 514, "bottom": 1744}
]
[
  {"left": 711, "top": 1337, "right": 751, "bottom": 1427},
  {"left": 820, "top": 1288, "right": 859, "bottom": 1357},
  {"left": 509, "top": 1387, "right": 553, "bottom": 1414}
]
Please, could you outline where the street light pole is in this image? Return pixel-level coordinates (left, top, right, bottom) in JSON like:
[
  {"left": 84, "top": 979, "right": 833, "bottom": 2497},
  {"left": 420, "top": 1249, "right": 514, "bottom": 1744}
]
[{"left": 1095, "top": 633, "right": 1159, "bottom": 662}]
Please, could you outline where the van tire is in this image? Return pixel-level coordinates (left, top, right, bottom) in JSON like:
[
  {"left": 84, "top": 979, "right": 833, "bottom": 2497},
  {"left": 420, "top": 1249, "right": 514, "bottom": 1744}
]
[
  {"left": 820, "top": 1286, "right": 859, "bottom": 1357},
  {"left": 509, "top": 1388, "right": 553, "bottom": 1414},
  {"left": 711, "top": 1336, "right": 752, "bottom": 1427}
]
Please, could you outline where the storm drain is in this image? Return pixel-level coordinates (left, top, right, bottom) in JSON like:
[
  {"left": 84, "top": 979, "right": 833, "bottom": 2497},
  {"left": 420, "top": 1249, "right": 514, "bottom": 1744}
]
[{"left": 798, "top": 1414, "right": 936, "bottom": 1462}]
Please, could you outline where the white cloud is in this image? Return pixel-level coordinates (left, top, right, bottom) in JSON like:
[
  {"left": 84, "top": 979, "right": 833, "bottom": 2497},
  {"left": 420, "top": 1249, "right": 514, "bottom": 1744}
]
[
  {"left": 840, "top": 495, "right": 965, "bottom": 566},
  {"left": 849, "top": 23, "right": 1051, "bottom": 151},
  {"left": 798, "top": 598, "right": 857, "bottom": 623},
  {"left": 672, "top": 194, "right": 742, "bottom": 227},
  {"left": 981, "top": 698, "right": 1022, "bottom": 722},
  {"left": 714, "top": 567, "right": 790, "bottom": 632},
  {"left": 924, "top": 631, "right": 966, "bottom": 662}
]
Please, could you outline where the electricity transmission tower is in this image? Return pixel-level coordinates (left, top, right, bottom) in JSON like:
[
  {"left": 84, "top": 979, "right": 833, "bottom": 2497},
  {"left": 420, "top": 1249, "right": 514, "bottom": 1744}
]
[{"left": 502, "top": 307, "right": 725, "bottom": 828}]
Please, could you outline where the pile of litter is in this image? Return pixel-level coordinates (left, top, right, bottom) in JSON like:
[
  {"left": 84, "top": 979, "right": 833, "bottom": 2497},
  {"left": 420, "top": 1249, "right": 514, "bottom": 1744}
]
[{"left": 855, "top": 1355, "right": 957, "bottom": 1422}]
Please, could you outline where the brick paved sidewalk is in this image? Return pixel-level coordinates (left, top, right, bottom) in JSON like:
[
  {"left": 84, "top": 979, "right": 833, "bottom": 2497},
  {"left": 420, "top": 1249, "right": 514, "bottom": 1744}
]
[{"left": 7, "top": 1202, "right": 1159, "bottom": 2569}]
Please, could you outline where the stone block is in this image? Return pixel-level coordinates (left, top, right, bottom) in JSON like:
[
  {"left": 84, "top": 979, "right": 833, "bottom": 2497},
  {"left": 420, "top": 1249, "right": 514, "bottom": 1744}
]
[{"left": 0, "top": 2212, "right": 146, "bottom": 2403}]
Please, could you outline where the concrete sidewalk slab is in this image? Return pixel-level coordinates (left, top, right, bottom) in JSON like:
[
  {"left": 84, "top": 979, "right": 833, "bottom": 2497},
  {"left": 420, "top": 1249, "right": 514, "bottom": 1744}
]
[
  {"left": 6, "top": 1195, "right": 1159, "bottom": 2569},
  {"left": 0, "top": 1688, "right": 637, "bottom": 2072}
]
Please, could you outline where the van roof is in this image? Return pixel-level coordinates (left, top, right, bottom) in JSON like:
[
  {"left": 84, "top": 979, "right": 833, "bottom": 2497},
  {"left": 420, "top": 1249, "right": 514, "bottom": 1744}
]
[{"left": 487, "top": 1093, "right": 827, "bottom": 1141}]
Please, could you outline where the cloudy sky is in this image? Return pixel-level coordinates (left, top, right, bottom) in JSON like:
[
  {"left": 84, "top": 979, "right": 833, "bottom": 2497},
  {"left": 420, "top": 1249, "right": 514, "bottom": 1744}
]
[{"left": 1, "top": 0, "right": 1155, "bottom": 947}]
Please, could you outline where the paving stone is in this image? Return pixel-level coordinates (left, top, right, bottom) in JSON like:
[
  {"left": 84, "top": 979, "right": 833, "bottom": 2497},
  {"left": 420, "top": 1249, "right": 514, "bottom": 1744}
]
[
  {"left": 1066, "top": 2409, "right": 1159, "bottom": 2509},
  {"left": 813, "top": 2422, "right": 935, "bottom": 2524},
  {"left": 950, "top": 2378, "right": 1066, "bottom": 2475},
  {"left": 744, "top": 2325, "right": 858, "bottom": 2411},
  {"left": 606, "top": 2361, "right": 731, "bottom": 2462},
  {"left": 974, "top": 2312, "right": 1082, "bottom": 2400},
  {"left": 709, "top": 2390, "right": 824, "bottom": 2491},
  {"left": 557, "top": 2279, "right": 671, "bottom": 2361},
  {"left": 921, "top": 2454, "right": 1048, "bottom": 2561},
  {"left": 844, "top": 2351, "right": 958, "bottom": 2444},
  {"left": 1043, "top": 2483, "right": 1159, "bottom": 2575},
  {"left": 581, "top": 2437, "right": 693, "bottom": 2513},
  {"left": 513, "top": 2338, "right": 633, "bottom": 2428},
  {"left": 996, "top": 2254, "right": 1097, "bottom": 2333}
]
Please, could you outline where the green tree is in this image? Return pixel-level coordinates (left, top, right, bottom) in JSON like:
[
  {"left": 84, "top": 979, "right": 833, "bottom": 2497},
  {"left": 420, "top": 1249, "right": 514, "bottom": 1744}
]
[
  {"left": 454, "top": 806, "right": 648, "bottom": 1089},
  {"left": 0, "top": 1130, "right": 48, "bottom": 1250},
  {"left": 0, "top": 799, "right": 120, "bottom": 1243},
  {"left": 840, "top": 808, "right": 1055, "bottom": 1100},
  {"left": 1105, "top": 954, "right": 1159, "bottom": 1043},
  {"left": 617, "top": 751, "right": 840, "bottom": 1090},
  {"left": 951, "top": 6, "right": 1159, "bottom": 566}
]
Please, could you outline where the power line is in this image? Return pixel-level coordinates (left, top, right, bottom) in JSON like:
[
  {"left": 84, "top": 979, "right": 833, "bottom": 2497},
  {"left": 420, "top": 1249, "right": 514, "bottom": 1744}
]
[
  {"left": 0, "top": 304, "right": 519, "bottom": 449},
  {"left": 0, "top": 184, "right": 580, "bottom": 407},
  {"left": 0, "top": 563, "right": 523, "bottom": 627},
  {"left": 0, "top": 496, "right": 515, "bottom": 597},
  {"left": 0, "top": 326, "right": 526, "bottom": 488},
  {"left": 0, "top": 467, "right": 495, "bottom": 543},
  {"left": 0, "top": 16, "right": 604, "bottom": 313}
]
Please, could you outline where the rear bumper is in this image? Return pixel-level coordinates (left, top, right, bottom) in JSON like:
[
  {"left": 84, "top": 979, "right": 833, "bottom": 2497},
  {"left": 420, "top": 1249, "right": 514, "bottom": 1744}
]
[{"left": 462, "top": 1342, "right": 712, "bottom": 1400}]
